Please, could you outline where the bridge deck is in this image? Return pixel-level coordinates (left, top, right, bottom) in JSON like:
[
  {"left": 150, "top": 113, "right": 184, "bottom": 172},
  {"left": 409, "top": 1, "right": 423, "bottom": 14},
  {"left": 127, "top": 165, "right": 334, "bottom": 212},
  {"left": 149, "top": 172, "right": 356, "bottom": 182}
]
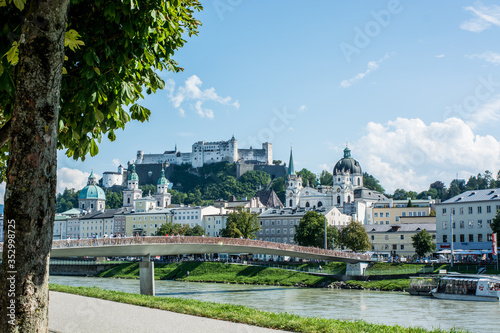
[{"left": 1, "top": 236, "right": 371, "bottom": 263}]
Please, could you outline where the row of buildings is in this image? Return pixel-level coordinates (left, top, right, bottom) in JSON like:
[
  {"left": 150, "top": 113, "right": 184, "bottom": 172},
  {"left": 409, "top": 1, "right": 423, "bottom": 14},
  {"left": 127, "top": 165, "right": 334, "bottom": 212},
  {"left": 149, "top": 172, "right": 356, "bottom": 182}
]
[{"left": 3, "top": 144, "right": 497, "bottom": 260}]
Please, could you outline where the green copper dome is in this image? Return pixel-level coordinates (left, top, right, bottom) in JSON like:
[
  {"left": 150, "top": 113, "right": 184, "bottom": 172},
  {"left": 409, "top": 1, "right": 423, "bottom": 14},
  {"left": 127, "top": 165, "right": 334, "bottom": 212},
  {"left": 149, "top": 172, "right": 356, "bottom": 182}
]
[
  {"left": 128, "top": 164, "right": 139, "bottom": 181},
  {"left": 79, "top": 171, "right": 106, "bottom": 200},
  {"left": 333, "top": 147, "right": 362, "bottom": 176},
  {"left": 157, "top": 168, "right": 169, "bottom": 185}
]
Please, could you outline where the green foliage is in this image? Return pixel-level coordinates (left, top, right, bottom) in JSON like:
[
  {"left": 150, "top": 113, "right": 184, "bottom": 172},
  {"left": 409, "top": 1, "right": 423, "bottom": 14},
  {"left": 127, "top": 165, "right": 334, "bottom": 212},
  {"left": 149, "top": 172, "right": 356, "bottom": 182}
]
[
  {"left": 272, "top": 160, "right": 282, "bottom": 165},
  {"left": 271, "top": 176, "right": 286, "bottom": 203},
  {"left": 221, "top": 209, "right": 260, "bottom": 239},
  {"left": 154, "top": 222, "right": 204, "bottom": 236},
  {"left": 56, "top": 188, "right": 80, "bottom": 213},
  {"left": 140, "top": 184, "right": 157, "bottom": 197},
  {"left": 169, "top": 163, "right": 271, "bottom": 205},
  {"left": 362, "top": 173, "right": 385, "bottom": 193},
  {"left": 411, "top": 229, "right": 436, "bottom": 257},
  {"left": 296, "top": 168, "right": 316, "bottom": 187},
  {"left": 491, "top": 210, "right": 500, "bottom": 236},
  {"left": 105, "top": 189, "right": 123, "bottom": 209},
  {"left": 337, "top": 221, "right": 371, "bottom": 252},
  {"left": 392, "top": 189, "right": 416, "bottom": 200},
  {"left": 319, "top": 170, "right": 333, "bottom": 186},
  {"left": 294, "top": 211, "right": 338, "bottom": 249},
  {"left": 0, "top": 0, "right": 203, "bottom": 178}
]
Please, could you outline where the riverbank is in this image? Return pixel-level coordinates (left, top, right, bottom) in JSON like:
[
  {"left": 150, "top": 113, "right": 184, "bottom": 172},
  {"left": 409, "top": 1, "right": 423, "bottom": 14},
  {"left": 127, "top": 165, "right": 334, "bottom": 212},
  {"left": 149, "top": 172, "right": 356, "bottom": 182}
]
[
  {"left": 97, "top": 262, "right": 415, "bottom": 290},
  {"left": 49, "top": 284, "right": 460, "bottom": 333},
  {"left": 98, "top": 261, "right": 337, "bottom": 287}
]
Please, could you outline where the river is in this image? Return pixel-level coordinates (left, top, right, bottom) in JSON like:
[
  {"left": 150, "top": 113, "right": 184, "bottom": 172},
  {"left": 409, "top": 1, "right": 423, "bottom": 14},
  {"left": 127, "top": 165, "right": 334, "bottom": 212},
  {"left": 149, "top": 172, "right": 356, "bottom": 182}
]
[{"left": 50, "top": 276, "right": 500, "bottom": 333}]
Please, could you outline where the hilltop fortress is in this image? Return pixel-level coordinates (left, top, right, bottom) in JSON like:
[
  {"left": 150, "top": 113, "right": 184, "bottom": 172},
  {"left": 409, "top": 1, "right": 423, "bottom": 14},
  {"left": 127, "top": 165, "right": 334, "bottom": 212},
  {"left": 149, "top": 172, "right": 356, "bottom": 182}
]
[
  {"left": 102, "top": 137, "right": 285, "bottom": 188},
  {"left": 136, "top": 136, "right": 272, "bottom": 167}
]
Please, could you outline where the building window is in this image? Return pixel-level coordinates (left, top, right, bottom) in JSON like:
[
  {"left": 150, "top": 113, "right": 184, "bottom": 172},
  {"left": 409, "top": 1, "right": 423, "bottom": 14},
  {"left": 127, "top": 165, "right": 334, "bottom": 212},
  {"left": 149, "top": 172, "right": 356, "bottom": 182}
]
[
  {"left": 460, "top": 207, "right": 464, "bottom": 215},
  {"left": 460, "top": 234, "right": 464, "bottom": 242},
  {"left": 453, "top": 235, "right": 456, "bottom": 242},
  {"left": 487, "top": 234, "right": 493, "bottom": 242},
  {"left": 478, "top": 220, "right": 483, "bottom": 228},
  {"left": 487, "top": 206, "right": 491, "bottom": 213},
  {"left": 468, "top": 220, "right": 473, "bottom": 228},
  {"left": 385, "top": 235, "right": 389, "bottom": 240},
  {"left": 385, "top": 212, "right": 389, "bottom": 217},
  {"left": 289, "top": 228, "right": 294, "bottom": 234},
  {"left": 374, "top": 213, "right": 378, "bottom": 217},
  {"left": 400, "top": 235, "right": 405, "bottom": 240},
  {"left": 477, "top": 206, "right": 482, "bottom": 214},
  {"left": 400, "top": 244, "right": 405, "bottom": 250},
  {"left": 395, "top": 216, "right": 400, "bottom": 222},
  {"left": 478, "top": 234, "right": 483, "bottom": 242},
  {"left": 468, "top": 207, "right": 473, "bottom": 214},
  {"left": 443, "top": 235, "right": 448, "bottom": 243},
  {"left": 442, "top": 208, "right": 447, "bottom": 215},
  {"left": 487, "top": 219, "right": 492, "bottom": 225},
  {"left": 459, "top": 221, "right": 464, "bottom": 229},
  {"left": 392, "top": 244, "right": 397, "bottom": 250},
  {"left": 442, "top": 221, "right": 447, "bottom": 229},
  {"left": 469, "top": 234, "right": 474, "bottom": 242},
  {"left": 371, "top": 235, "right": 375, "bottom": 240},
  {"left": 271, "top": 229, "right": 275, "bottom": 234},
  {"left": 386, "top": 221, "right": 389, "bottom": 225}
]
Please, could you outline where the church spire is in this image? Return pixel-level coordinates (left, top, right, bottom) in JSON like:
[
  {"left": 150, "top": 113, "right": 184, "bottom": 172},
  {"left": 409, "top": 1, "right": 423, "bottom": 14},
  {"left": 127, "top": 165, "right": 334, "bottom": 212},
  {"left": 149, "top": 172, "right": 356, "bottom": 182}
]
[
  {"left": 344, "top": 144, "right": 351, "bottom": 158},
  {"left": 287, "top": 148, "right": 295, "bottom": 176}
]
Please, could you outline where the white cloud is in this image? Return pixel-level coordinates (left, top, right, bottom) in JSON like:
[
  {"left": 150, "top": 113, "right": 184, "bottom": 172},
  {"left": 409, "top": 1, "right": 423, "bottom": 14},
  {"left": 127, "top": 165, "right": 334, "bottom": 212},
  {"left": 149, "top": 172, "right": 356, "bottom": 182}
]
[
  {"left": 466, "top": 51, "right": 500, "bottom": 65},
  {"left": 166, "top": 75, "right": 238, "bottom": 118},
  {"left": 194, "top": 101, "right": 214, "bottom": 119},
  {"left": 299, "top": 105, "right": 307, "bottom": 113},
  {"left": 356, "top": 117, "right": 500, "bottom": 193},
  {"left": 460, "top": 3, "right": 500, "bottom": 32},
  {"left": 178, "top": 107, "right": 186, "bottom": 117},
  {"left": 340, "top": 54, "right": 390, "bottom": 88},
  {"left": 466, "top": 95, "right": 500, "bottom": 128},
  {"left": 112, "top": 158, "right": 121, "bottom": 168},
  {"left": 57, "top": 168, "right": 94, "bottom": 194},
  {"left": 435, "top": 54, "right": 446, "bottom": 58}
]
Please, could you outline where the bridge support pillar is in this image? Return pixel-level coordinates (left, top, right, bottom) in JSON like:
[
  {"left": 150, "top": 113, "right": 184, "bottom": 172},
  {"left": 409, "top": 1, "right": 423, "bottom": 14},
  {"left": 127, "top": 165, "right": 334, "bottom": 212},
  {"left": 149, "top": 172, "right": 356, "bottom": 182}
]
[
  {"left": 346, "top": 262, "right": 369, "bottom": 276},
  {"left": 140, "top": 254, "right": 155, "bottom": 296}
]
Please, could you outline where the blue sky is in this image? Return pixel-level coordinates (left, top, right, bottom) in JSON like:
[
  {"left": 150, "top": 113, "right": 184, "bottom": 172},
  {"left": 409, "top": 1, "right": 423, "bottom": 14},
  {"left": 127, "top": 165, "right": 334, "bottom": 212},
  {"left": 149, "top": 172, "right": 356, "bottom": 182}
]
[{"left": 20, "top": 0, "right": 500, "bottom": 200}]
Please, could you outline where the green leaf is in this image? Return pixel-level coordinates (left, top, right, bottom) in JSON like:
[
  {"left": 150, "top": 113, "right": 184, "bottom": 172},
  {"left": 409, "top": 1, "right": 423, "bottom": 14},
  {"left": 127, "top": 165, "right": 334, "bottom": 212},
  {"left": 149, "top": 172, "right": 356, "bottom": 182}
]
[
  {"left": 64, "top": 29, "right": 85, "bottom": 52},
  {"left": 0, "top": 62, "right": 3, "bottom": 76},
  {"left": 5, "top": 41, "right": 19, "bottom": 65},
  {"left": 95, "top": 109, "right": 104, "bottom": 122},
  {"left": 13, "top": 0, "right": 25, "bottom": 11},
  {"left": 94, "top": 67, "right": 101, "bottom": 75},
  {"left": 90, "top": 140, "right": 99, "bottom": 156}
]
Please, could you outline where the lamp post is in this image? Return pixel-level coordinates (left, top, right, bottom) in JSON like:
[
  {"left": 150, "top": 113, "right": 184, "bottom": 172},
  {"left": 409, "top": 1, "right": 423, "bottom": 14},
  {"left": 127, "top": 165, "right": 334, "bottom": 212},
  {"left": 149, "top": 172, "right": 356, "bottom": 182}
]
[{"left": 450, "top": 211, "right": 454, "bottom": 268}]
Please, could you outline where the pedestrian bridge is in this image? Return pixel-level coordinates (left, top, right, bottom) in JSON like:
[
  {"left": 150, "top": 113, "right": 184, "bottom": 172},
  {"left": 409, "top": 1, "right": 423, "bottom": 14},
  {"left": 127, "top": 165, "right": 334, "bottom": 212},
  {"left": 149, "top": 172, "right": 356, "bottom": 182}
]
[
  {"left": 0, "top": 236, "right": 371, "bottom": 295},
  {"left": 44, "top": 236, "right": 371, "bottom": 263}
]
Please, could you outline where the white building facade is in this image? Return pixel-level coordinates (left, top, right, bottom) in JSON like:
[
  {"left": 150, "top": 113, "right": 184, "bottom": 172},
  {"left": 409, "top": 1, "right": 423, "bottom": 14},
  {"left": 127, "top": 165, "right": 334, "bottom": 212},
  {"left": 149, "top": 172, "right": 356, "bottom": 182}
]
[{"left": 436, "top": 189, "right": 500, "bottom": 251}]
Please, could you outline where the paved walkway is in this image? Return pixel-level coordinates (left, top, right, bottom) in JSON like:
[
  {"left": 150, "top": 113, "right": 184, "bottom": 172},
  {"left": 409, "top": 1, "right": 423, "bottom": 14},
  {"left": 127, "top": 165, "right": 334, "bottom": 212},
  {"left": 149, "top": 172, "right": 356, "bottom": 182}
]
[{"left": 49, "top": 291, "right": 290, "bottom": 333}]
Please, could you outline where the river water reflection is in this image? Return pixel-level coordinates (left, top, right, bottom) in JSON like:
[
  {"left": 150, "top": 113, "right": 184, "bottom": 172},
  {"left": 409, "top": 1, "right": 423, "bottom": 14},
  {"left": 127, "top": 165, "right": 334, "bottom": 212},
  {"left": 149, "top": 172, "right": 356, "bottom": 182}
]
[{"left": 50, "top": 276, "right": 500, "bottom": 333}]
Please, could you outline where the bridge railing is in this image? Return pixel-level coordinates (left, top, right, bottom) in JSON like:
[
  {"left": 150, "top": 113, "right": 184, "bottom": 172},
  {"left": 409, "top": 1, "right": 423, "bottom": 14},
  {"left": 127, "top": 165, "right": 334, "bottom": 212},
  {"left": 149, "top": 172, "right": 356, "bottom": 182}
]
[{"left": 44, "top": 236, "right": 371, "bottom": 261}]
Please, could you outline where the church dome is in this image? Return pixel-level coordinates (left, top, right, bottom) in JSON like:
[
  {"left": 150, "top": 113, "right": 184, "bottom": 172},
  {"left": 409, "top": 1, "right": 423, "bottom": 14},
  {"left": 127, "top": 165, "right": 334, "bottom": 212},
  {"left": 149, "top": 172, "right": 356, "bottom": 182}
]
[
  {"left": 79, "top": 171, "right": 106, "bottom": 200},
  {"left": 157, "top": 168, "right": 169, "bottom": 185},
  {"left": 128, "top": 164, "right": 139, "bottom": 181},
  {"left": 333, "top": 147, "right": 362, "bottom": 176}
]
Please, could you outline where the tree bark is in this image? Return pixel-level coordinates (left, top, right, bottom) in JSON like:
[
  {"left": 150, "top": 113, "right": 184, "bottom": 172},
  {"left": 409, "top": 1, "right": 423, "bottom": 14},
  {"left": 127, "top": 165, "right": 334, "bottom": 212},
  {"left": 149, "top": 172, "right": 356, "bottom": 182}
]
[{"left": 0, "top": 0, "right": 69, "bottom": 332}]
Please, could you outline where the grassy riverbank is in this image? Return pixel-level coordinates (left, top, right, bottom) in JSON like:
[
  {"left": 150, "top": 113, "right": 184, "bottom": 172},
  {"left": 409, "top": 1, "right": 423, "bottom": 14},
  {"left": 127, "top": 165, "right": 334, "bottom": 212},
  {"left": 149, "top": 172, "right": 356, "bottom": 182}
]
[
  {"left": 345, "top": 279, "right": 410, "bottom": 291},
  {"left": 98, "top": 262, "right": 335, "bottom": 286},
  {"left": 49, "top": 284, "right": 462, "bottom": 333}
]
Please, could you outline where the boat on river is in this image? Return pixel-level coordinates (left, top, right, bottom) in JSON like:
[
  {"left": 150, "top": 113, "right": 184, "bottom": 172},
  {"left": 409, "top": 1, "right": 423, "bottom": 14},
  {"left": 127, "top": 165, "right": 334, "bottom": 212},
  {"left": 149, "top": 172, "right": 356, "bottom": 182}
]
[
  {"left": 430, "top": 274, "right": 500, "bottom": 302},
  {"left": 408, "top": 276, "right": 440, "bottom": 296}
]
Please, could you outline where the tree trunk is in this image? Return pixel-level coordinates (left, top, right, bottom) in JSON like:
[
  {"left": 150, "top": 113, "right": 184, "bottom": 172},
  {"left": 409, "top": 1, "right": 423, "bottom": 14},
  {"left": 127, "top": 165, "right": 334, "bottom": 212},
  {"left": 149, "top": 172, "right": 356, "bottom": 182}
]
[{"left": 0, "top": 0, "right": 69, "bottom": 332}]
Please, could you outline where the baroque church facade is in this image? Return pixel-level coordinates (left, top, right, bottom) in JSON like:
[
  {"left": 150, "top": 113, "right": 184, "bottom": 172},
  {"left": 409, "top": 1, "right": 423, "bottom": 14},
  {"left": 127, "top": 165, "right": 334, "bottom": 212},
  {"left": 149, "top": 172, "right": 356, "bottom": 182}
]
[{"left": 285, "top": 146, "right": 386, "bottom": 224}]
